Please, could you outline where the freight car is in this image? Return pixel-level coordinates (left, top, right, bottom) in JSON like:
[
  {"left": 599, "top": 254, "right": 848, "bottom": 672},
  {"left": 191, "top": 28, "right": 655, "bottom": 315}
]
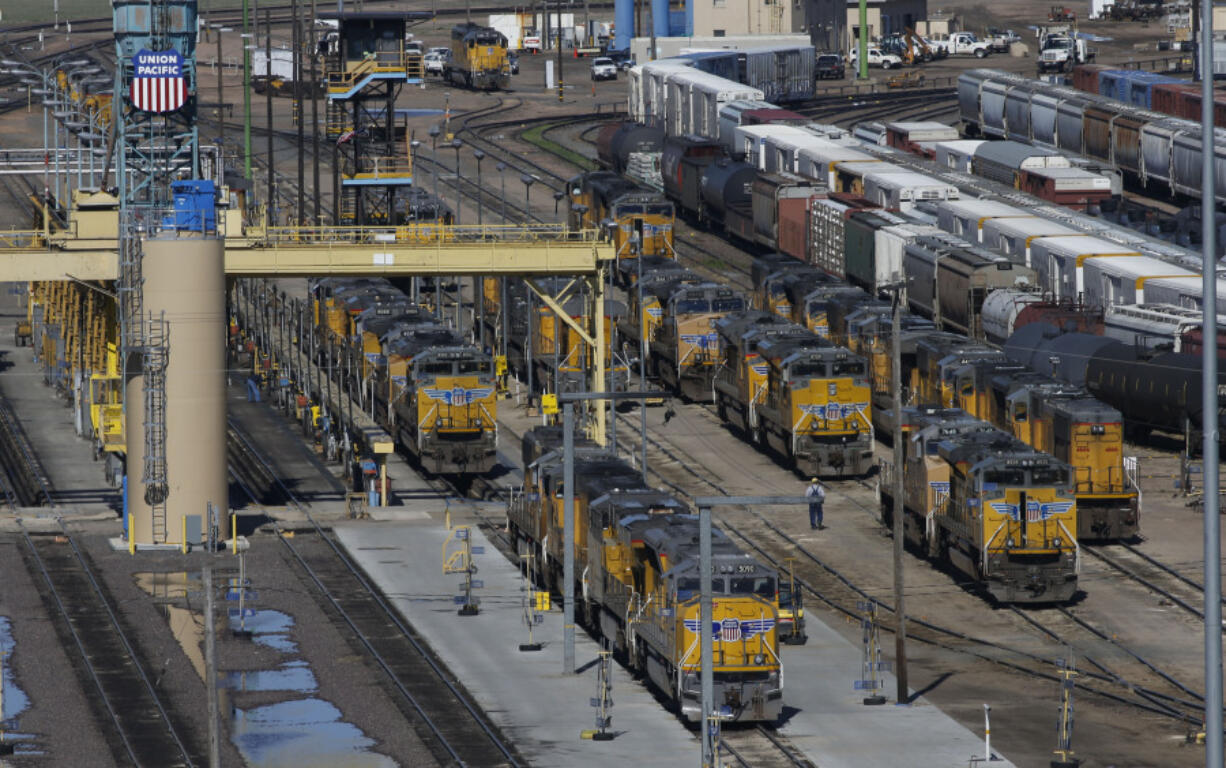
[
  {"left": 444, "top": 23, "right": 511, "bottom": 89},
  {"left": 1005, "top": 323, "right": 1226, "bottom": 444},
  {"left": 507, "top": 427, "right": 785, "bottom": 722},
  {"left": 596, "top": 122, "right": 666, "bottom": 175},
  {"left": 959, "top": 68, "right": 1226, "bottom": 207},
  {"left": 713, "top": 310, "right": 875, "bottom": 477},
  {"left": 309, "top": 278, "right": 499, "bottom": 475},
  {"left": 880, "top": 406, "right": 1080, "bottom": 603}
]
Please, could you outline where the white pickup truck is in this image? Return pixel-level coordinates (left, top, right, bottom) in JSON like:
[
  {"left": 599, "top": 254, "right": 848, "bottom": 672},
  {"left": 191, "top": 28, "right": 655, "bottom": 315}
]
[
  {"left": 849, "top": 46, "right": 904, "bottom": 69},
  {"left": 929, "top": 32, "right": 993, "bottom": 57}
]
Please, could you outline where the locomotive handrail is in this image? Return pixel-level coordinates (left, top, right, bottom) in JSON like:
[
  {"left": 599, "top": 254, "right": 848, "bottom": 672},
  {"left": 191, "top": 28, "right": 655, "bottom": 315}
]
[
  {"left": 983, "top": 521, "right": 1007, "bottom": 575},
  {"left": 1058, "top": 520, "right": 1081, "bottom": 574}
]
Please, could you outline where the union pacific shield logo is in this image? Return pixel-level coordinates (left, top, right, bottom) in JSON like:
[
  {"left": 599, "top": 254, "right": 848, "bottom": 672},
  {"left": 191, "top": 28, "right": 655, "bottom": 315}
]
[{"left": 130, "top": 49, "right": 187, "bottom": 113}]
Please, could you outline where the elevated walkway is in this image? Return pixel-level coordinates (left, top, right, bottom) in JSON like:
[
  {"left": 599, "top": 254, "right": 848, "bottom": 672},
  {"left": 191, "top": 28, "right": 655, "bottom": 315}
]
[{"left": 0, "top": 225, "right": 612, "bottom": 281}]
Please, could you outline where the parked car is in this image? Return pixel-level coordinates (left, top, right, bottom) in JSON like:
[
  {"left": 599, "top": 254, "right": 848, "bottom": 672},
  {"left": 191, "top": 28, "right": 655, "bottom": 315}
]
[
  {"left": 848, "top": 47, "right": 903, "bottom": 69},
  {"left": 986, "top": 28, "right": 1021, "bottom": 52},
  {"left": 590, "top": 56, "right": 618, "bottom": 81},
  {"left": 815, "top": 53, "right": 846, "bottom": 79},
  {"left": 405, "top": 40, "right": 424, "bottom": 57},
  {"left": 424, "top": 50, "right": 450, "bottom": 75},
  {"left": 508, "top": 50, "right": 520, "bottom": 75},
  {"left": 608, "top": 49, "right": 635, "bottom": 70}
]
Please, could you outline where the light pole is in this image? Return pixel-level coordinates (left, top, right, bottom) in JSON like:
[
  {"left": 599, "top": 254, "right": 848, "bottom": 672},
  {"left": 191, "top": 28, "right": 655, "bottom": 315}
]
[
  {"left": 472, "top": 148, "right": 485, "bottom": 227},
  {"left": 520, "top": 173, "right": 535, "bottom": 223},
  {"left": 242, "top": 0, "right": 253, "bottom": 181},
  {"left": 552, "top": 190, "right": 564, "bottom": 218},
  {"left": 429, "top": 124, "right": 441, "bottom": 204},
  {"left": 450, "top": 137, "right": 463, "bottom": 224},
  {"left": 213, "top": 23, "right": 231, "bottom": 153},
  {"left": 496, "top": 161, "right": 507, "bottom": 222}
]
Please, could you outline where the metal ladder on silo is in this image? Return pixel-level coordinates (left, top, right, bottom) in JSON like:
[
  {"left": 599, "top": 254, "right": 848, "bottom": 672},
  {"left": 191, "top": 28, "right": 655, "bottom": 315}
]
[{"left": 142, "top": 311, "right": 169, "bottom": 542}]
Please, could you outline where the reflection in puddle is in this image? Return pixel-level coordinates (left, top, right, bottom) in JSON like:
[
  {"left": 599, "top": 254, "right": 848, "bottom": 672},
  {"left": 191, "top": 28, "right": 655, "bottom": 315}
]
[
  {"left": 1, "top": 617, "right": 38, "bottom": 757},
  {"left": 132, "top": 571, "right": 202, "bottom": 599},
  {"left": 232, "top": 698, "right": 397, "bottom": 768},
  {"left": 231, "top": 609, "right": 297, "bottom": 654},
  {"left": 226, "top": 661, "right": 316, "bottom": 693},
  {"left": 0, "top": 617, "right": 30, "bottom": 726}
]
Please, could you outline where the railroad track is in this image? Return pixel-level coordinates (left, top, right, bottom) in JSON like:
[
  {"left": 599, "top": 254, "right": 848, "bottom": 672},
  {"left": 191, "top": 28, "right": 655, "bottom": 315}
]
[
  {"left": 19, "top": 523, "right": 199, "bottom": 767},
  {"left": 720, "top": 724, "right": 816, "bottom": 768},
  {"left": 225, "top": 419, "right": 525, "bottom": 768}
]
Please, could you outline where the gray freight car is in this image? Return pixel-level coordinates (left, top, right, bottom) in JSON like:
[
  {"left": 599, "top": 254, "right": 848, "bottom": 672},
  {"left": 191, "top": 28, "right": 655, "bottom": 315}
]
[{"left": 904, "top": 234, "right": 1035, "bottom": 337}]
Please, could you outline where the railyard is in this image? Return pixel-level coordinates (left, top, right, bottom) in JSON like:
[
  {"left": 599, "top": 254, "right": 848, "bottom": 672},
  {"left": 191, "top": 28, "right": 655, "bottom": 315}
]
[{"left": 0, "top": 0, "right": 1223, "bottom": 767}]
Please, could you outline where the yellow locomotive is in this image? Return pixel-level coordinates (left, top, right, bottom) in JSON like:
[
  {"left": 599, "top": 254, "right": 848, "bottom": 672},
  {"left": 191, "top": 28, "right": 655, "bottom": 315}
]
[
  {"left": 620, "top": 267, "right": 747, "bottom": 401},
  {"left": 507, "top": 427, "right": 784, "bottom": 722},
  {"left": 714, "top": 310, "right": 874, "bottom": 477},
  {"left": 444, "top": 23, "right": 510, "bottom": 90},
  {"left": 310, "top": 278, "right": 498, "bottom": 475},
  {"left": 910, "top": 336, "right": 1139, "bottom": 541},
  {"left": 881, "top": 407, "right": 1080, "bottom": 603},
  {"left": 568, "top": 172, "right": 675, "bottom": 273}
]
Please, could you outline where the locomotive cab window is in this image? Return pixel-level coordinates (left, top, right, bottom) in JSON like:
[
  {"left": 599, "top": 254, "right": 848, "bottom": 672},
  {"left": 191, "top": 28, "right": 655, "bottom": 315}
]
[
  {"left": 732, "top": 576, "right": 776, "bottom": 598},
  {"left": 982, "top": 468, "right": 1025, "bottom": 486},
  {"left": 457, "top": 359, "right": 486, "bottom": 374},
  {"left": 789, "top": 362, "right": 826, "bottom": 379},
  {"left": 713, "top": 297, "right": 745, "bottom": 312},
  {"left": 1031, "top": 466, "right": 1068, "bottom": 486},
  {"left": 832, "top": 360, "right": 864, "bottom": 376},
  {"left": 1013, "top": 401, "right": 1028, "bottom": 422}
]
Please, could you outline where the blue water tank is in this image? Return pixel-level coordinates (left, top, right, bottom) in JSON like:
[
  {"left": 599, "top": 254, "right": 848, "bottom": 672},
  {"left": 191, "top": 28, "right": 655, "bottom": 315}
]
[{"left": 171, "top": 179, "right": 216, "bottom": 232}]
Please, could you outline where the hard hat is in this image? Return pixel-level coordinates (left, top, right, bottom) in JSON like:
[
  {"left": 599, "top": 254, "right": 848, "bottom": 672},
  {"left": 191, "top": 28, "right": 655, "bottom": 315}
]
[{"left": 810, "top": 477, "right": 819, "bottom": 483}]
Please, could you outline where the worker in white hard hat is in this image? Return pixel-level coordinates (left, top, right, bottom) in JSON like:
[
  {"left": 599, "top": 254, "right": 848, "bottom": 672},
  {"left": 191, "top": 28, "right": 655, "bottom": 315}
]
[{"left": 806, "top": 477, "right": 825, "bottom": 530}]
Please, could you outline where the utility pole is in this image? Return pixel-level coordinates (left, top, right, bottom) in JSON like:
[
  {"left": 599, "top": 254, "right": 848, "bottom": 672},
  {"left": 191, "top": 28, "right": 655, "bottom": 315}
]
[
  {"left": 699, "top": 503, "right": 714, "bottom": 768},
  {"left": 294, "top": 0, "right": 305, "bottom": 225},
  {"left": 890, "top": 284, "right": 908, "bottom": 704},
  {"left": 243, "top": 0, "right": 252, "bottom": 181},
  {"left": 562, "top": 401, "right": 576, "bottom": 675},
  {"left": 265, "top": 9, "right": 274, "bottom": 223},
  {"left": 216, "top": 23, "right": 225, "bottom": 151},
  {"left": 310, "top": 0, "right": 320, "bottom": 224},
  {"left": 1199, "top": 0, "right": 1222, "bottom": 759},
  {"left": 556, "top": 1, "right": 564, "bottom": 103},
  {"left": 857, "top": 0, "right": 869, "bottom": 80},
  {"left": 204, "top": 565, "right": 221, "bottom": 768}
]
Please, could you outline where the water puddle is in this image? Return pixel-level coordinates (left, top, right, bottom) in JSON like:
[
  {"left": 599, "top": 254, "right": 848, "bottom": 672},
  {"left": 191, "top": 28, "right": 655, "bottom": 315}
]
[
  {"left": 132, "top": 575, "right": 394, "bottom": 766},
  {"left": 231, "top": 698, "right": 397, "bottom": 768},
  {"left": 225, "top": 661, "right": 316, "bottom": 694},
  {"left": 230, "top": 609, "right": 298, "bottom": 654},
  {"left": 1, "top": 617, "right": 39, "bottom": 757},
  {"left": 0, "top": 617, "right": 30, "bottom": 725}
]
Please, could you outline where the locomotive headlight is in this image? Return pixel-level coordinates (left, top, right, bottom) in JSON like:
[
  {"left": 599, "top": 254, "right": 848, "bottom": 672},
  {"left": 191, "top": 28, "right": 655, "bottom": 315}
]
[
  {"left": 754, "top": 654, "right": 765, "bottom": 665},
  {"left": 1053, "top": 537, "right": 1062, "bottom": 548},
  {"left": 1006, "top": 537, "right": 1015, "bottom": 548}
]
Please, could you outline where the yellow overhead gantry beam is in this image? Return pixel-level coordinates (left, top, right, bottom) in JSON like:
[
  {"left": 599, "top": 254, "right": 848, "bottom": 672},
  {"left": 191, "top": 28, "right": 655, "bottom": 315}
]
[
  {"left": 0, "top": 222, "right": 613, "bottom": 443},
  {"left": 0, "top": 226, "right": 611, "bottom": 281}
]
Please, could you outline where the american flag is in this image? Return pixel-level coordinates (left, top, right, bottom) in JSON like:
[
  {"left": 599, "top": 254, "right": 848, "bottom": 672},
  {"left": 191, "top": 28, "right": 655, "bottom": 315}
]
[{"left": 129, "top": 49, "right": 187, "bottom": 113}]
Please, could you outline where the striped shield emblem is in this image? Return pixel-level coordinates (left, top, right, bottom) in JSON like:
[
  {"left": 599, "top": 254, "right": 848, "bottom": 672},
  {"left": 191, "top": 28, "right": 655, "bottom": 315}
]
[{"left": 130, "top": 49, "right": 187, "bottom": 113}]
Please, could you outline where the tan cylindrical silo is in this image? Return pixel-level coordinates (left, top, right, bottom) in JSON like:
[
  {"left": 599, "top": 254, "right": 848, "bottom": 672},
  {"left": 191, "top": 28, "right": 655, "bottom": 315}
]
[{"left": 127, "top": 233, "right": 227, "bottom": 547}]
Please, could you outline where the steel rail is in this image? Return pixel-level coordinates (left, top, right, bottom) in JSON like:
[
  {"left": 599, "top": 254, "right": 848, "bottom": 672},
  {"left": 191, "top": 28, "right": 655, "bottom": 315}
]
[
  {"left": 226, "top": 418, "right": 523, "bottom": 768},
  {"left": 19, "top": 519, "right": 196, "bottom": 767}
]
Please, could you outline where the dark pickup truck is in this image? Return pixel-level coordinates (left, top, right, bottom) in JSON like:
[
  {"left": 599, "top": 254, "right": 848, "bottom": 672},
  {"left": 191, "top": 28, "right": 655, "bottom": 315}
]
[{"left": 816, "top": 53, "right": 845, "bottom": 80}]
